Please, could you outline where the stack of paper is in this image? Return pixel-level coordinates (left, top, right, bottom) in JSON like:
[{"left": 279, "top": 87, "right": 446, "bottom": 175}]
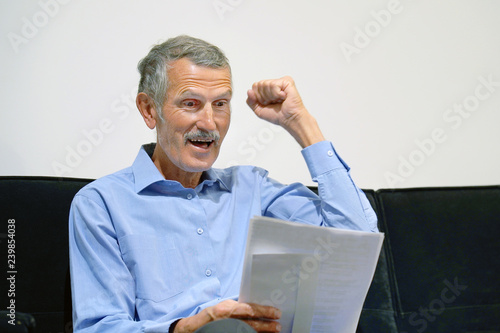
[{"left": 239, "top": 216, "right": 384, "bottom": 333}]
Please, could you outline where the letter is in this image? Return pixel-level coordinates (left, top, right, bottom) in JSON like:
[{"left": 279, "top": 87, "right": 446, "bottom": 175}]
[
  {"left": 339, "top": 42, "right": 360, "bottom": 64},
  {"left": 429, "top": 299, "right": 445, "bottom": 315},
  {"left": 111, "top": 100, "right": 129, "bottom": 119},
  {"left": 52, "top": 160, "right": 72, "bottom": 176},
  {"left": 387, "top": 0, "right": 403, "bottom": 14},
  {"left": 257, "top": 299, "right": 274, "bottom": 307},
  {"left": 7, "top": 300, "right": 15, "bottom": 309},
  {"left": 213, "top": 0, "right": 234, "bottom": 21},
  {"left": 82, "top": 127, "right": 103, "bottom": 146},
  {"left": 475, "top": 83, "right": 491, "bottom": 100},
  {"left": 384, "top": 171, "right": 405, "bottom": 187},
  {"left": 121, "top": 93, "right": 136, "bottom": 109},
  {"left": 21, "top": 17, "right": 38, "bottom": 38},
  {"left": 463, "top": 95, "right": 479, "bottom": 112},
  {"left": 353, "top": 26, "right": 371, "bottom": 49},
  {"left": 298, "top": 269, "right": 310, "bottom": 281},
  {"left": 440, "top": 287, "right": 456, "bottom": 303},
  {"left": 32, "top": 11, "right": 49, "bottom": 28},
  {"left": 418, "top": 306, "right": 436, "bottom": 322},
  {"left": 314, "top": 244, "right": 330, "bottom": 261},
  {"left": 443, "top": 277, "right": 467, "bottom": 296},
  {"left": 408, "top": 150, "right": 425, "bottom": 166},
  {"left": 408, "top": 312, "right": 427, "bottom": 333},
  {"left": 452, "top": 103, "right": 470, "bottom": 119},
  {"left": 477, "top": 74, "right": 500, "bottom": 93},
  {"left": 301, "top": 256, "right": 318, "bottom": 274},
  {"left": 270, "top": 289, "right": 286, "bottom": 305},
  {"left": 76, "top": 140, "right": 93, "bottom": 157},
  {"left": 39, "top": 0, "right": 60, "bottom": 17},
  {"left": 99, "top": 118, "right": 115, "bottom": 134},
  {"left": 414, "top": 136, "right": 435, "bottom": 156},
  {"left": 431, "top": 128, "right": 447, "bottom": 144},
  {"left": 257, "top": 127, "right": 274, "bottom": 144},
  {"left": 316, "top": 235, "right": 339, "bottom": 255},
  {"left": 8, "top": 319, "right": 15, "bottom": 325},
  {"left": 247, "top": 136, "right": 265, "bottom": 151},
  {"left": 371, "top": 9, "right": 392, "bottom": 27},
  {"left": 364, "top": 20, "right": 381, "bottom": 38},
  {"left": 442, "top": 107, "right": 462, "bottom": 130},
  {"left": 237, "top": 141, "right": 257, "bottom": 162},
  {"left": 7, "top": 32, "right": 29, "bottom": 53},
  {"left": 397, "top": 155, "right": 414, "bottom": 178},
  {"left": 65, "top": 145, "right": 82, "bottom": 168}
]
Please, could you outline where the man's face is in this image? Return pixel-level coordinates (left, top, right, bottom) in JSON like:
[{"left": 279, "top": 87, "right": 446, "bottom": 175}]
[{"left": 155, "top": 58, "right": 232, "bottom": 174}]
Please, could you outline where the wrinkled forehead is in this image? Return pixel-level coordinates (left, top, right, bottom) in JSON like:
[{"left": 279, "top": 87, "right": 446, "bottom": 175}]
[{"left": 166, "top": 58, "right": 232, "bottom": 97}]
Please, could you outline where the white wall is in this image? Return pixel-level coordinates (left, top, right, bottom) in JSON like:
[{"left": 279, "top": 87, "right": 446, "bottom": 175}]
[{"left": 1, "top": 0, "right": 499, "bottom": 189}]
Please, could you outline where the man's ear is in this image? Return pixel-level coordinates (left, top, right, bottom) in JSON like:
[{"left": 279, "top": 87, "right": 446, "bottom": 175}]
[{"left": 136, "top": 92, "right": 159, "bottom": 129}]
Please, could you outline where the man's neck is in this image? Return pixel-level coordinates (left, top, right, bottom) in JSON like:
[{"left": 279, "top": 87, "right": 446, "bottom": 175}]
[{"left": 150, "top": 145, "right": 203, "bottom": 189}]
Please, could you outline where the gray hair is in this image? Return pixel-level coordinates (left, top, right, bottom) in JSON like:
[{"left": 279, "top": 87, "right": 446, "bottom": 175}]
[{"left": 137, "top": 35, "right": 231, "bottom": 121}]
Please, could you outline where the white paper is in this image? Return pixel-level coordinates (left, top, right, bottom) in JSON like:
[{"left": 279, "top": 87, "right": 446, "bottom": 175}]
[{"left": 239, "top": 216, "right": 384, "bottom": 333}]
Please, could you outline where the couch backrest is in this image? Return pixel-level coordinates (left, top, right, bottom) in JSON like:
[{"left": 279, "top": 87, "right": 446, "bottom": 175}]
[
  {"left": 0, "top": 176, "right": 92, "bottom": 333},
  {"left": 377, "top": 186, "right": 500, "bottom": 332},
  {"left": 2, "top": 177, "right": 499, "bottom": 333},
  {"left": 354, "top": 190, "right": 399, "bottom": 333}
]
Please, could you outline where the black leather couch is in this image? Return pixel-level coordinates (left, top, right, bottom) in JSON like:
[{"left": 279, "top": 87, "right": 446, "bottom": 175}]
[{"left": 1, "top": 176, "right": 499, "bottom": 333}]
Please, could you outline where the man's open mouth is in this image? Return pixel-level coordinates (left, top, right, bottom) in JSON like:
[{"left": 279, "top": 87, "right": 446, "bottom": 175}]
[
  {"left": 188, "top": 138, "right": 215, "bottom": 149},
  {"left": 185, "top": 131, "right": 220, "bottom": 149}
]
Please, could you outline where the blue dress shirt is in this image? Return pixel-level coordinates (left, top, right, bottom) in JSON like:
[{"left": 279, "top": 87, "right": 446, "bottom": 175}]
[{"left": 69, "top": 141, "right": 377, "bottom": 332}]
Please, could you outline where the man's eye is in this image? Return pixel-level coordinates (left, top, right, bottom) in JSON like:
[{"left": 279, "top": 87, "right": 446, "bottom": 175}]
[
  {"left": 214, "top": 101, "right": 227, "bottom": 107},
  {"left": 183, "top": 100, "right": 197, "bottom": 107}
]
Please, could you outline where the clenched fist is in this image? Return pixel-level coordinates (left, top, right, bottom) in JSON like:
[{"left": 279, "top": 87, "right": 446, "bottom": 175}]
[{"left": 247, "top": 76, "right": 324, "bottom": 148}]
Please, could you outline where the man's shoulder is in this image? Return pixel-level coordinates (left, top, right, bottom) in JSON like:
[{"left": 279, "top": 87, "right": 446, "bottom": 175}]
[
  {"left": 211, "top": 164, "right": 271, "bottom": 186},
  {"left": 74, "top": 166, "right": 135, "bottom": 200}
]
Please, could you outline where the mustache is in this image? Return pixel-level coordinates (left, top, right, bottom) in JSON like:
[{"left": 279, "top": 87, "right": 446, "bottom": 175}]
[{"left": 184, "top": 130, "right": 221, "bottom": 145}]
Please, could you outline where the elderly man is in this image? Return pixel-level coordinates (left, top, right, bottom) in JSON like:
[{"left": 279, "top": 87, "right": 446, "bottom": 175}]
[{"left": 69, "top": 35, "right": 377, "bottom": 333}]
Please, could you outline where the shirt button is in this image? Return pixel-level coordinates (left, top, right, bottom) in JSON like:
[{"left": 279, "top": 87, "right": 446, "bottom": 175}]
[
  {"left": 197, "top": 228, "right": 204, "bottom": 235},
  {"left": 327, "top": 150, "right": 334, "bottom": 157},
  {"left": 205, "top": 269, "right": 212, "bottom": 277},
  {"left": 186, "top": 193, "right": 193, "bottom": 200}
]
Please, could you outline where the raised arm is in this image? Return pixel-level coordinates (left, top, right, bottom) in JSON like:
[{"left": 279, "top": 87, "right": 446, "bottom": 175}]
[
  {"left": 247, "top": 76, "right": 378, "bottom": 232},
  {"left": 246, "top": 76, "right": 325, "bottom": 148}
]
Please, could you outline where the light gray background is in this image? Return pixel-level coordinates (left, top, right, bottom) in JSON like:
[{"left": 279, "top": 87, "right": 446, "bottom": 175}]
[{"left": 2, "top": 0, "right": 499, "bottom": 189}]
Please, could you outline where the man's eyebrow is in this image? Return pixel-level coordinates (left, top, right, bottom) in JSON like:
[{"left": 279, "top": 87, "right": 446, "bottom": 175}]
[
  {"left": 217, "top": 90, "right": 233, "bottom": 99},
  {"left": 179, "top": 89, "right": 232, "bottom": 99},
  {"left": 179, "top": 90, "right": 201, "bottom": 98}
]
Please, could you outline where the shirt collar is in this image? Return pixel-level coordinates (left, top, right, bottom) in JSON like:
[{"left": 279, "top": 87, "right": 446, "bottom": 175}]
[
  {"left": 200, "top": 168, "right": 231, "bottom": 192},
  {"left": 131, "top": 143, "right": 231, "bottom": 193}
]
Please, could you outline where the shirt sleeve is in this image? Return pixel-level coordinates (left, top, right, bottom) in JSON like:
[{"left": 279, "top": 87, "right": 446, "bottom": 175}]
[
  {"left": 69, "top": 192, "right": 179, "bottom": 333},
  {"left": 261, "top": 141, "right": 378, "bottom": 232}
]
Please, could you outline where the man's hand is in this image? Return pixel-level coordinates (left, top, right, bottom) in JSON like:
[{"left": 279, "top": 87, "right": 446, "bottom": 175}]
[
  {"left": 174, "top": 300, "right": 281, "bottom": 333},
  {"left": 246, "top": 76, "right": 325, "bottom": 148}
]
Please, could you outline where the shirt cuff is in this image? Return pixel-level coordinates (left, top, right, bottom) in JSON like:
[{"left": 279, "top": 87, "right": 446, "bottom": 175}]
[
  {"left": 169, "top": 319, "right": 182, "bottom": 333},
  {"left": 301, "top": 141, "right": 350, "bottom": 181}
]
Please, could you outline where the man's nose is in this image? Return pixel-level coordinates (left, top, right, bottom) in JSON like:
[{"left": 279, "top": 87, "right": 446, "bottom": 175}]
[{"left": 197, "top": 104, "right": 217, "bottom": 131}]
